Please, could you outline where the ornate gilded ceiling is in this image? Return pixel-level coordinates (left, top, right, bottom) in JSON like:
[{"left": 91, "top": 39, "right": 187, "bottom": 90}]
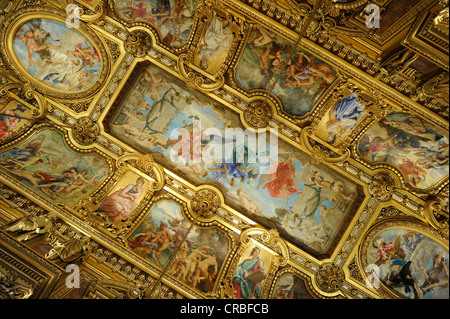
[{"left": 0, "top": 0, "right": 448, "bottom": 300}]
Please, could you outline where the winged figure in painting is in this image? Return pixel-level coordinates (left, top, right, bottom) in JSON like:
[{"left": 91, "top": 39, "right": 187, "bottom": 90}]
[
  {"left": 371, "top": 234, "right": 407, "bottom": 267},
  {"left": 14, "top": 20, "right": 61, "bottom": 67}
]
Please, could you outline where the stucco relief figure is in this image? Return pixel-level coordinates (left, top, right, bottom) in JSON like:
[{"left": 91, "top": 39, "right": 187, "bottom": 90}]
[
  {"left": 98, "top": 177, "right": 145, "bottom": 222},
  {"left": 0, "top": 268, "right": 33, "bottom": 299},
  {"left": 45, "top": 236, "right": 92, "bottom": 265},
  {"left": 5, "top": 213, "right": 56, "bottom": 242}
]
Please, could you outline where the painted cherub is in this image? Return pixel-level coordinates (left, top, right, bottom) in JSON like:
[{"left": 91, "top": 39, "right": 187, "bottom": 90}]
[
  {"left": 65, "top": 40, "right": 100, "bottom": 67},
  {"left": 15, "top": 26, "right": 61, "bottom": 67}
]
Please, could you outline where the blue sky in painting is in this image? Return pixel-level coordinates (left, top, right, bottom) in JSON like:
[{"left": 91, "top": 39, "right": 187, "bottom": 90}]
[{"left": 13, "top": 18, "right": 101, "bottom": 91}]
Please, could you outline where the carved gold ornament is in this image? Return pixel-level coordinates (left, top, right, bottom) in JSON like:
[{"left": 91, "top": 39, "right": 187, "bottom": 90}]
[
  {"left": 0, "top": 0, "right": 447, "bottom": 301},
  {"left": 72, "top": 117, "right": 99, "bottom": 146},
  {"left": 425, "top": 196, "right": 449, "bottom": 236},
  {"left": 243, "top": 99, "right": 273, "bottom": 129},
  {"left": 0, "top": 267, "right": 33, "bottom": 299},
  {"left": 191, "top": 189, "right": 220, "bottom": 218},
  {"left": 369, "top": 173, "right": 396, "bottom": 202},
  {"left": 124, "top": 30, "right": 153, "bottom": 57},
  {"left": 315, "top": 263, "right": 344, "bottom": 293},
  {"left": 0, "top": 5, "right": 110, "bottom": 100}
]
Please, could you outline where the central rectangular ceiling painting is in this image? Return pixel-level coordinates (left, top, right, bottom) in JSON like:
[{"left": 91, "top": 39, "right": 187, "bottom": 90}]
[{"left": 107, "top": 64, "right": 360, "bottom": 255}]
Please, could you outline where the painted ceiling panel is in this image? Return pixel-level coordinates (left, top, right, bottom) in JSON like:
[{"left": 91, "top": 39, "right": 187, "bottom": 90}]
[{"left": 0, "top": 0, "right": 448, "bottom": 301}]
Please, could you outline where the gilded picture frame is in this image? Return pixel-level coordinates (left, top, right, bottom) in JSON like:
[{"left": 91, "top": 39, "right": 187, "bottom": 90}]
[
  {"left": 359, "top": 216, "right": 449, "bottom": 299},
  {"left": 0, "top": 5, "right": 111, "bottom": 100}
]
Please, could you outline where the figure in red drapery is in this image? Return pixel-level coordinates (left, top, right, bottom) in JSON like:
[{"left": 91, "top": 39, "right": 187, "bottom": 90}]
[{"left": 260, "top": 153, "right": 302, "bottom": 205}]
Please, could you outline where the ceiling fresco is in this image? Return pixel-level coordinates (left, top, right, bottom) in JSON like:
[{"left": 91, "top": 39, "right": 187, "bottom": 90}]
[{"left": 0, "top": 0, "right": 448, "bottom": 301}]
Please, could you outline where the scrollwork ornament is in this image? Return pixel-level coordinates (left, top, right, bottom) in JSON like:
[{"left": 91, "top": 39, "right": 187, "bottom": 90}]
[
  {"left": 369, "top": 173, "right": 396, "bottom": 202},
  {"left": 239, "top": 227, "right": 289, "bottom": 266},
  {"left": 300, "top": 126, "right": 350, "bottom": 164},
  {"left": 0, "top": 82, "right": 48, "bottom": 119},
  {"left": 60, "top": 0, "right": 106, "bottom": 23},
  {"left": 425, "top": 196, "right": 449, "bottom": 236},
  {"left": 0, "top": 82, "right": 48, "bottom": 146},
  {"left": 177, "top": 54, "right": 225, "bottom": 92},
  {"left": 315, "top": 263, "right": 344, "bottom": 293},
  {"left": 116, "top": 154, "right": 165, "bottom": 191},
  {"left": 191, "top": 189, "right": 220, "bottom": 218}
]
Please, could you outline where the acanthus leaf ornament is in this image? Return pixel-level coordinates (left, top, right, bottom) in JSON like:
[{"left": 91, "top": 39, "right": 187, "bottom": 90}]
[
  {"left": 191, "top": 188, "right": 220, "bottom": 218},
  {"left": 72, "top": 117, "right": 99, "bottom": 146},
  {"left": 124, "top": 30, "right": 153, "bottom": 57},
  {"left": 243, "top": 99, "right": 273, "bottom": 129},
  {"left": 315, "top": 263, "right": 345, "bottom": 293},
  {"left": 368, "top": 173, "right": 396, "bottom": 202}
]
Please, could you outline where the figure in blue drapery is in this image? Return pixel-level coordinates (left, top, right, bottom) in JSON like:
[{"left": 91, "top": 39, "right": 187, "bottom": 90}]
[{"left": 232, "top": 247, "right": 266, "bottom": 299}]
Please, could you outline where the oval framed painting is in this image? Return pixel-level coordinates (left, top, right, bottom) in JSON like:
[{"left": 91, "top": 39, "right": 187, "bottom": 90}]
[
  {"left": 1, "top": 7, "right": 110, "bottom": 99},
  {"left": 360, "top": 217, "right": 449, "bottom": 299}
]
